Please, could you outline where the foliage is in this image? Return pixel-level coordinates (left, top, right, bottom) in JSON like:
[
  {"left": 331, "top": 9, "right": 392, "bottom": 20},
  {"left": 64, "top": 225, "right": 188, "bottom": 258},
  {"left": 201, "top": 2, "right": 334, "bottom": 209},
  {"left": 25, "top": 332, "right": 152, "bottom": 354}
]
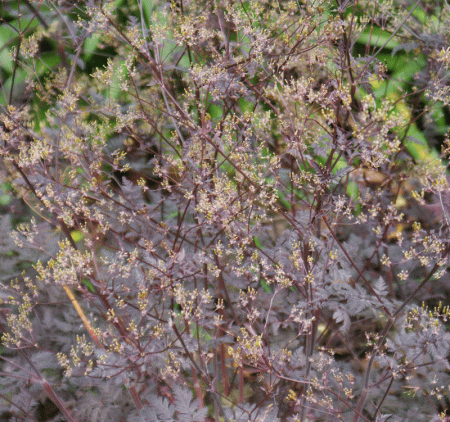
[{"left": 1, "top": 0, "right": 450, "bottom": 421}]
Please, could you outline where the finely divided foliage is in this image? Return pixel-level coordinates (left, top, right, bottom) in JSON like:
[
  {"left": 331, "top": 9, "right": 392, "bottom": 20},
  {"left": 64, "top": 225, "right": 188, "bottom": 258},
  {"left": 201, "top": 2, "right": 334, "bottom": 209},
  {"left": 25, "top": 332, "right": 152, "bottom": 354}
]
[{"left": 1, "top": 0, "right": 450, "bottom": 421}]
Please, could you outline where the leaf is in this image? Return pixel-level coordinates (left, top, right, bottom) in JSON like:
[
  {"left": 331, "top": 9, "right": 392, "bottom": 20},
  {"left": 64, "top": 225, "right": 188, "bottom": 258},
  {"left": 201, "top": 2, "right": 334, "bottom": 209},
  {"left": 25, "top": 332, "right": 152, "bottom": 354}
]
[
  {"left": 173, "top": 386, "right": 208, "bottom": 421},
  {"left": 148, "top": 396, "right": 175, "bottom": 421},
  {"left": 391, "top": 41, "right": 419, "bottom": 57},
  {"left": 374, "top": 414, "right": 392, "bottom": 422},
  {"left": 128, "top": 406, "right": 159, "bottom": 422},
  {"left": 373, "top": 277, "right": 388, "bottom": 298},
  {"left": 332, "top": 308, "right": 351, "bottom": 333},
  {"left": 357, "top": 27, "right": 399, "bottom": 49}
]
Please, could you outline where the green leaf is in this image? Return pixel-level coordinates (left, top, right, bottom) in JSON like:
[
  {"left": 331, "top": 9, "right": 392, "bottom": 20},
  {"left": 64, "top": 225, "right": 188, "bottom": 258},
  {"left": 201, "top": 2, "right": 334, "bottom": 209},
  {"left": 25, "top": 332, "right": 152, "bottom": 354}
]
[
  {"left": 70, "top": 230, "right": 84, "bottom": 243},
  {"left": 253, "top": 236, "right": 262, "bottom": 249},
  {"left": 81, "top": 278, "right": 95, "bottom": 293},
  {"left": 83, "top": 33, "right": 101, "bottom": 60},
  {"left": 357, "top": 27, "right": 399, "bottom": 50},
  {"left": 346, "top": 180, "right": 359, "bottom": 202},
  {"left": 190, "top": 324, "right": 212, "bottom": 342},
  {"left": 260, "top": 279, "right": 272, "bottom": 294},
  {"left": 208, "top": 104, "right": 223, "bottom": 119},
  {"left": 0, "top": 195, "right": 11, "bottom": 206},
  {"left": 0, "top": 28, "right": 15, "bottom": 73}
]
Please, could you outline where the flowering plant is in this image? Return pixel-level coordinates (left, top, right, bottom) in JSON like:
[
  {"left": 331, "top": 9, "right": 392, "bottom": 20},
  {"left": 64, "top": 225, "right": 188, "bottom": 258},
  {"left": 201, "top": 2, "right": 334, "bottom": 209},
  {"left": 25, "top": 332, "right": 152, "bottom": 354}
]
[{"left": 1, "top": 0, "right": 450, "bottom": 421}]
